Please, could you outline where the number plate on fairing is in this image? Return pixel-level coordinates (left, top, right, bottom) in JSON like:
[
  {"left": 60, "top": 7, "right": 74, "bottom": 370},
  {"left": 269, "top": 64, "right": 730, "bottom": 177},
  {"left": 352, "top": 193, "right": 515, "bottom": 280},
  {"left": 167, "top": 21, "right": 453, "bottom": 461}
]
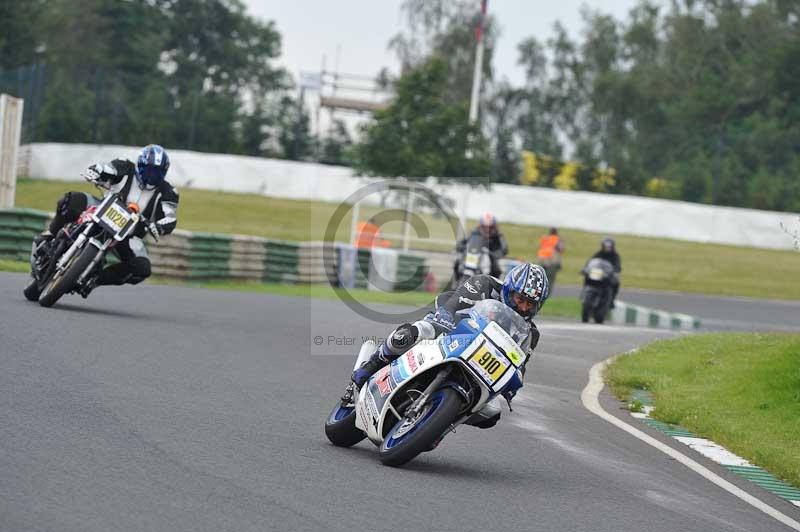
[
  {"left": 96, "top": 201, "right": 134, "bottom": 236},
  {"left": 464, "top": 252, "right": 480, "bottom": 269},
  {"left": 588, "top": 267, "right": 605, "bottom": 281},
  {"left": 459, "top": 322, "right": 523, "bottom": 391},
  {"left": 468, "top": 344, "right": 510, "bottom": 384}
]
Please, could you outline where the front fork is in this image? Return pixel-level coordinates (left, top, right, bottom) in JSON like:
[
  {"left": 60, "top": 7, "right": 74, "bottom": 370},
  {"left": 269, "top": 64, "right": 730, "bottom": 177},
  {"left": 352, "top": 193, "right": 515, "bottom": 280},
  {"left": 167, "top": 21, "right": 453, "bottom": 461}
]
[
  {"left": 405, "top": 367, "right": 452, "bottom": 419},
  {"left": 53, "top": 223, "right": 111, "bottom": 284}
]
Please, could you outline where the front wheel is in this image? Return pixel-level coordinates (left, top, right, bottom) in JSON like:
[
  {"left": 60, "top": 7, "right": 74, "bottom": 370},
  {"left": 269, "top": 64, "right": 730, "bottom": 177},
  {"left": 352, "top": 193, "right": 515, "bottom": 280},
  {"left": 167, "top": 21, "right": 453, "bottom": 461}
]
[
  {"left": 325, "top": 403, "right": 366, "bottom": 447},
  {"left": 594, "top": 295, "right": 611, "bottom": 324},
  {"left": 38, "top": 246, "right": 99, "bottom": 308},
  {"left": 379, "top": 388, "right": 464, "bottom": 467},
  {"left": 581, "top": 301, "right": 591, "bottom": 323}
]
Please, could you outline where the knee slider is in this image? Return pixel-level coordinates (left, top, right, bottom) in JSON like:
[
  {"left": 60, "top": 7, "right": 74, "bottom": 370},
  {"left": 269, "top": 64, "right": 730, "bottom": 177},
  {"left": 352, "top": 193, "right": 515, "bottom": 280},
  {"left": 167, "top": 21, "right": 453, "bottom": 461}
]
[
  {"left": 128, "top": 257, "right": 151, "bottom": 284},
  {"left": 59, "top": 192, "right": 89, "bottom": 220}
]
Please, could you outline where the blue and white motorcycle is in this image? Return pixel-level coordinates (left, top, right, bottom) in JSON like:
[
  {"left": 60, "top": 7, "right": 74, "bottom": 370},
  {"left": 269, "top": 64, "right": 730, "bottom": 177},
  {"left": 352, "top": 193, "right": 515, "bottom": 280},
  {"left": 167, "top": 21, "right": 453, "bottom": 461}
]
[{"left": 325, "top": 299, "right": 530, "bottom": 467}]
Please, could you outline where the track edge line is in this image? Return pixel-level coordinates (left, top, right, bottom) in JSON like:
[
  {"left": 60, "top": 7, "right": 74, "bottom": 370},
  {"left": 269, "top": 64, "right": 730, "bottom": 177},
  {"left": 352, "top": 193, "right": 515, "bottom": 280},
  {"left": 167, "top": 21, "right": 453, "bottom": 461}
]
[{"left": 580, "top": 355, "right": 800, "bottom": 531}]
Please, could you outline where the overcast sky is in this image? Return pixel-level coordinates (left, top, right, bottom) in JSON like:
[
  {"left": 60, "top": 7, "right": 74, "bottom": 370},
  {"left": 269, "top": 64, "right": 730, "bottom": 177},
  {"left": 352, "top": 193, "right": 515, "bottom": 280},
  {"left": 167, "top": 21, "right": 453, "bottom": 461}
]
[{"left": 243, "top": 1, "right": 650, "bottom": 86}]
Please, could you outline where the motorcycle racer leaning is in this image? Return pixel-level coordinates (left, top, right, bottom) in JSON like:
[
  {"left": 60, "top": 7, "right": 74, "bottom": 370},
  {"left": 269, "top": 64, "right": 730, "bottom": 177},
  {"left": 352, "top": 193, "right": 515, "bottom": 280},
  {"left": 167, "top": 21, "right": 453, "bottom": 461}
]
[
  {"left": 34, "top": 144, "right": 178, "bottom": 296},
  {"left": 342, "top": 262, "right": 549, "bottom": 429}
]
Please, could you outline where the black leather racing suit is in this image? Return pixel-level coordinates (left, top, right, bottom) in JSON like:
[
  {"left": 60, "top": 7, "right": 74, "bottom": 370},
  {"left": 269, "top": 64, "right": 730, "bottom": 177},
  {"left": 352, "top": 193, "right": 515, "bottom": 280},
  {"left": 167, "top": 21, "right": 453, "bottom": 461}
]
[
  {"left": 48, "top": 159, "right": 179, "bottom": 286},
  {"left": 591, "top": 249, "right": 621, "bottom": 303},
  {"left": 455, "top": 229, "right": 509, "bottom": 278}
]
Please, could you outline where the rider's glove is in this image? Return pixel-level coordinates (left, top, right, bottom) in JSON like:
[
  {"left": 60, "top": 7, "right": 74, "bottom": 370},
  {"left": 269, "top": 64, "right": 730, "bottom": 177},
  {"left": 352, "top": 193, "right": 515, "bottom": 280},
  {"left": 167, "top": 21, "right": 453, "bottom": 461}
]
[
  {"left": 430, "top": 308, "right": 455, "bottom": 332},
  {"left": 82, "top": 164, "right": 102, "bottom": 183},
  {"left": 82, "top": 163, "right": 117, "bottom": 184},
  {"left": 134, "top": 220, "right": 160, "bottom": 238}
]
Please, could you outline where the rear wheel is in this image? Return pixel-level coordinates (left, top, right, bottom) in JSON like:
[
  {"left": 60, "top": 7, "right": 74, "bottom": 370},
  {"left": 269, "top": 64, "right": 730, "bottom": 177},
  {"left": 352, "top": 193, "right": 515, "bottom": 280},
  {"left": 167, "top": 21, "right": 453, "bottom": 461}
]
[
  {"left": 325, "top": 403, "right": 366, "bottom": 447},
  {"left": 379, "top": 388, "right": 464, "bottom": 467},
  {"left": 38, "top": 246, "right": 98, "bottom": 308}
]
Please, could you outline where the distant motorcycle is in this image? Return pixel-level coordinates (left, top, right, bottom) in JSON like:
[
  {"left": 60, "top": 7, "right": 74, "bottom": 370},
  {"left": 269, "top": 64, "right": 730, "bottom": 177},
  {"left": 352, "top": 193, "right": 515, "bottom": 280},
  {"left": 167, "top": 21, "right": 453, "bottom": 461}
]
[
  {"left": 325, "top": 299, "right": 529, "bottom": 467},
  {"left": 452, "top": 232, "right": 492, "bottom": 288},
  {"left": 580, "top": 258, "right": 615, "bottom": 324},
  {"left": 24, "top": 192, "right": 157, "bottom": 307}
]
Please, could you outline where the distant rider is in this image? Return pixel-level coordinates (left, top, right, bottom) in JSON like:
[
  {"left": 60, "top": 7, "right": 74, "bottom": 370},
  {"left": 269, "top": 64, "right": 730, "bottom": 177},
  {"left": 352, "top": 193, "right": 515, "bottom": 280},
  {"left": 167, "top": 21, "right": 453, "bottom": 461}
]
[
  {"left": 34, "top": 144, "right": 178, "bottom": 296},
  {"left": 341, "top": 262, "right": 549, "bottom": 429},
  {"left": 454, "top": 211, "right": 509, "bottom": 278},
  {"left": 591, "top": 237, "right": 621, "bottom": 308}
]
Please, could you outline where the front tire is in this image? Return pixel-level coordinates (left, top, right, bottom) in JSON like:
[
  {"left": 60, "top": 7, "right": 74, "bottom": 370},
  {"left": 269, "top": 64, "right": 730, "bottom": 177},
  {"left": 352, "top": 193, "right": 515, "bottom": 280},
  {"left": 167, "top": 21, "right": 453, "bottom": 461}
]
[
  {"left": 38, "top": 246, "right": 98, "bottom": 308},
  {"left": 379, "top": 388, "right": 464, "bottom": 467},
  {"left": 325, "top": 404, "right": 366, "bottom": 447},
  {"left": 581, "top": 301, "right": 591, "bottom": 323},
  {"left": 594, "top": 307, "right": 606, "bottom": 324}
]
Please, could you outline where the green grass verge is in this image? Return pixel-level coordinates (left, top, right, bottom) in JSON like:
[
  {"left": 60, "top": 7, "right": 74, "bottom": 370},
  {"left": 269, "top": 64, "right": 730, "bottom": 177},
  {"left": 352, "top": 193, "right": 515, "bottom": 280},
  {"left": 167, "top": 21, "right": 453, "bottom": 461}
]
[
  {"left": 14, "top": 178, "right": 800, "bottom": 299},
  {"left": 0, "top": 259, "right": 29, "bottom": 273},
  {"left": 167, "top": 279, "right": 582, "bottom": 319},
  {"left": 0, "top": 258, "right": 580, "bottom": 318},
  {"left": 606, "top": 333, "right": 800, "bottom": 488}
]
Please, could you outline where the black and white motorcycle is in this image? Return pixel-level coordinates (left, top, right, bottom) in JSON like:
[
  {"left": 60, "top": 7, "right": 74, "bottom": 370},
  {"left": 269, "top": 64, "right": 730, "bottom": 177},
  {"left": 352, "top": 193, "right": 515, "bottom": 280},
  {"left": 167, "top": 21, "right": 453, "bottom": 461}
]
[
  {"left": 24, "top": 192, "right": 156, "bottom": 307},
  {"left": 452, "top": 232, "right": 493, "bottom": 288},
  {"left": 325, "top": 299, "right": 530, "bottom": 467},
  {"left": 579, "top": 257, "right": 615, "bottom": 323}
]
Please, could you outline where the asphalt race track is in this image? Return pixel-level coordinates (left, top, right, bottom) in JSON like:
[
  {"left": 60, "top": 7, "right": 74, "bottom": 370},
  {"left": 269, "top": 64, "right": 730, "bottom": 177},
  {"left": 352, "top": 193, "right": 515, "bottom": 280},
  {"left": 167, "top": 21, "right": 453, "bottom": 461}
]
[
  {"left": 1, "top": 271, "right": 797, "bottom": 532},
  {"left": 556, "top": 284, "right": 800, "bottom": 332}
]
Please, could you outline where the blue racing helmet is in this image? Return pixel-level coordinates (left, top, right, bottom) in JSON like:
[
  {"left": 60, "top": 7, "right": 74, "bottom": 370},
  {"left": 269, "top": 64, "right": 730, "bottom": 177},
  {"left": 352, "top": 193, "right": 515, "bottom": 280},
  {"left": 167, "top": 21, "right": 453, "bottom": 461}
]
[
  {"left": 501, "top": 263, "right": 550, "bottom": 318},
  {"left": 136, "top": 144, "right": 170, "bottom": 189}
]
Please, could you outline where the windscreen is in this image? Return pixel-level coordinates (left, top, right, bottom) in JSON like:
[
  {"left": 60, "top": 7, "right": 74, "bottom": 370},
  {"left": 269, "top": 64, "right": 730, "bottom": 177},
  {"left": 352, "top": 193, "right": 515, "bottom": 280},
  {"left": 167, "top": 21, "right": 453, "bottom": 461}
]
[{"left": 465, "top": 299, "right": 530, "bottom": 349}]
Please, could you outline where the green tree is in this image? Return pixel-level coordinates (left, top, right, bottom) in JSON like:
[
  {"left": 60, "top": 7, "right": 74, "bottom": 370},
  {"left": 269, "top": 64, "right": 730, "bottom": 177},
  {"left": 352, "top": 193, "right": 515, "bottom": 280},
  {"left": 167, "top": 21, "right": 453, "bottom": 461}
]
[
  {"left": 355, "top": 58, "right": 490, "bottom": 181},
  {"left": 389, "top": 0, "right": 497, "bottom": 104},
  {"left": 0, "top": 0, "right": 46, "bottom": 69},
  {"left": 319, "top": 120, "right": 354, "bottom": 166}
]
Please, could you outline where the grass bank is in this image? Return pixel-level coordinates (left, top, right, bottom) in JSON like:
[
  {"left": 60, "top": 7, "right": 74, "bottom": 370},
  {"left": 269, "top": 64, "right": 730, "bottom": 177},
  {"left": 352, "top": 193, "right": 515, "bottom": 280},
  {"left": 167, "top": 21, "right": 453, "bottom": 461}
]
[
  {"left": 0, "top": 261, "right": 580, "bottom": 318},
  {"left": 165, "top": 280, "right": 582, "bottom": 319},
  {"left": 0, "top": 259, "right": 29, "bottom": 273},
  {"left": 606, "top": 333, "right": 800, "bottom": 488},
  {"left": 14, "top": 178, "right": 800, "bottom": 299}
]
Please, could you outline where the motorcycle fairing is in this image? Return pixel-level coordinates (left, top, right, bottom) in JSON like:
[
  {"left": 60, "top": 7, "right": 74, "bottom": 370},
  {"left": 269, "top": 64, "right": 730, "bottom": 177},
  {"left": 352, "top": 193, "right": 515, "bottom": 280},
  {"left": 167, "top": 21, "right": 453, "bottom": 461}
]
[{"left": 355, "top": 313, "right": 525, "bottom": 444}]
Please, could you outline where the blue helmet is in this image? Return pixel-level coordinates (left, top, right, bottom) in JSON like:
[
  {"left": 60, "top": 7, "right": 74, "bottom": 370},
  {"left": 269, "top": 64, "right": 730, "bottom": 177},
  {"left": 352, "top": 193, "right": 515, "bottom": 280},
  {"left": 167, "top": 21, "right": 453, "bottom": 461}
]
[
  {"left": 501, "top": 262, "right": 549, "bottom": 318},
  {"left": 136, "top": 144, "right": 170, "bottom": 189}
]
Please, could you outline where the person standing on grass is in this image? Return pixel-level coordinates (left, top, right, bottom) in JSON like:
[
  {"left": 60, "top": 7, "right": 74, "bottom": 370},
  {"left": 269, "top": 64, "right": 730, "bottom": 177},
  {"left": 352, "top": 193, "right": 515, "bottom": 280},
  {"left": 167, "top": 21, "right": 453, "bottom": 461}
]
[{"left": 536, "top": 227, "right": 564, "bottom": 289}]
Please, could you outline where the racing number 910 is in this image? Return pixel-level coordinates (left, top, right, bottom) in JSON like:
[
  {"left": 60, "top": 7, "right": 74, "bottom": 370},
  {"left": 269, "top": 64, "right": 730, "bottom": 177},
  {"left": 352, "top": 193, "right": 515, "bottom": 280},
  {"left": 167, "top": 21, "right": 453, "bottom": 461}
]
[{"left": 478, "top": 351, "right": 501, "bottom": 374}]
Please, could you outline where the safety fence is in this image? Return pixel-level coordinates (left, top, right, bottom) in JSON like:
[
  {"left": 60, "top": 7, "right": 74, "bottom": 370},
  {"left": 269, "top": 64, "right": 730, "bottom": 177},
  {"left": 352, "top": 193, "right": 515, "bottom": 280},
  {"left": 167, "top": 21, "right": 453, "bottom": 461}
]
[
  {"left": 0, "top": 207, "right": 705, "bottom": 328},
  {"left": 0, "top": 208, "right": 433, "bottom": 291},
  {"left": 0, "top": 208, "right": 47, "bottom": 261}
]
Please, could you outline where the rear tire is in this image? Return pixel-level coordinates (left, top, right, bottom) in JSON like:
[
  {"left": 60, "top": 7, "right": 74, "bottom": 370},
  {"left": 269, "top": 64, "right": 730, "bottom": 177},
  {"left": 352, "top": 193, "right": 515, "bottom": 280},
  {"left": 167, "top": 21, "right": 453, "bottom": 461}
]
[
  {"left": 38, "top": 246, "right": 98, "bottom": 308},
  {"left": 325, "top": 404, "right": 366, "bottom": 447},
  {"left": 379, "top": 388, "right": 464, "bottom": 467}
]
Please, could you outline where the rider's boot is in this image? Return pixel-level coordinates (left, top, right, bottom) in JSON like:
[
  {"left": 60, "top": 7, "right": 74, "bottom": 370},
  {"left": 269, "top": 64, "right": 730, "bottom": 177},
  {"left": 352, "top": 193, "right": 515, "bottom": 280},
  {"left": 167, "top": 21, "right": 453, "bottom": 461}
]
[
  {"left": 77, "top": 277, "right": 98, "bottom": 299},
  {"left": 340, "top": 323, "right": 420, "bottom": 406},
  {"left": 33, "top": 230, "right": 54, "bottom": 255},
  {"left": 340, "top": 343, "right": 392, "bottom": 407}
]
